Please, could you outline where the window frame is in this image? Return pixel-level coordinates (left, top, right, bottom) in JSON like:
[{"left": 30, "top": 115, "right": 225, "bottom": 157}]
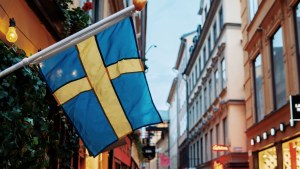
[
  {"left": 208, "top": 79, "right": 212, "bottom": 105},
  {"left": 248, "top": 0, "right": 258, "bottom": 21},
  {"left": 253, "top": 54, "right": 264, "bottom": 123},
  {"left": 270, "top": 27, "right": 287, "bottom": 110},
  {"left": 214, "top": 69, "right": 219, "bottom": 98},
  {"left": 208, "top": 35, "right": 212, "bottom": 55},
  {"left": 219, "top": 6, "right": 223, "bottom": 30},
  {"left": 221, "top": 58, "right": 226, "bottom": 89},
  {"left": 223, "top": 117, "right": 227, "bottom": 145},
  {"left": 294, "top": 2, "right": 300, "bottom": 91},
  {"left": 213, "top": 21, "right": 217, "bottom": 45}
]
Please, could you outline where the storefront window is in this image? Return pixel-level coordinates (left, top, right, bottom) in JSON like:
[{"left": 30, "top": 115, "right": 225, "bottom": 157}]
[
  {"left": 258, "top": 146, "right": 277, "bottom": 169},
  {"left": 282, "top": 137, "right": 300, "bottom": 169}
]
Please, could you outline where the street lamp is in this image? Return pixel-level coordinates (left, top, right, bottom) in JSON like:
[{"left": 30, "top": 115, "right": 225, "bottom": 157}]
[
  {"left": 142, "top": 45, "right": 157, "bottom": 72},
  {"left": 145, "top": 45, "right": 157, "bottom": 55}
]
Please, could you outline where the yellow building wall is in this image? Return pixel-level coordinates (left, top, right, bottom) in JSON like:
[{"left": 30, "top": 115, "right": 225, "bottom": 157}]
[
  {"left": 0, "top": 0, "right": 55, "bottom": 55},
  {"left": 86, "top": 150, "right": 109, "bottom": 169}
]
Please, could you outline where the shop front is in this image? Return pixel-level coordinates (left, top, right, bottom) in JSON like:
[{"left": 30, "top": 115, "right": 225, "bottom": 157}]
[
  {"left": 255, "top": 136, "right": 300, "bottom": 169},
  {"left": 209, "top": 152, "right": 248, "bottom": 169},
  {"left": 247, "top": 105, "right": 300, "bottom": 169}
]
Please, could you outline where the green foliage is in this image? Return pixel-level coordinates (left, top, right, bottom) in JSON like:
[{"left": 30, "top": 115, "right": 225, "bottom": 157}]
[
  {"left": 64, "top": 7, "right": 90, "bottom": 36},
  {"left": 0, "top": 42, "right": 79, "bottom": 168},
  {"left": 57, "top": 0, "right": 91, "bottom": 37}
]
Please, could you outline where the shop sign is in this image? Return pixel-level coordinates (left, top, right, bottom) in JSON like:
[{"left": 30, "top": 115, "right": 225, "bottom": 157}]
[
  {"left": 212, "top": 144, "right": 229, "bottom": 151},
  {"left": 213, "top": 161, "right": 224, "bottom": 169},
  {"left": 290, "top": 95, "right": 300, "bottom": 121},
  {"left": 142, "top": 146, "right": 155, "bottom": 160}
]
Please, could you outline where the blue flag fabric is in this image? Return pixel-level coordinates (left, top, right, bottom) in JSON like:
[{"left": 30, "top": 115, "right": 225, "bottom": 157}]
[{"left": 39, "top": 17, "right": 162, "bottom": 156}]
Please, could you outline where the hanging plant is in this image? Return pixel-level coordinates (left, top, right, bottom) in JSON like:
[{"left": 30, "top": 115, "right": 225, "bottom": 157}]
[
  {"left": 58, "top": 1, "right": 93, "bottom": 37},
  {"left": 0, "top": 41, "right": 79, "bottom": 168}
]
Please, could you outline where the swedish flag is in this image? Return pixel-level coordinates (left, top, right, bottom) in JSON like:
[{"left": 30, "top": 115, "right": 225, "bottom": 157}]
[{"left": 39, "top": 17, "right": 162, "bottom": 156}]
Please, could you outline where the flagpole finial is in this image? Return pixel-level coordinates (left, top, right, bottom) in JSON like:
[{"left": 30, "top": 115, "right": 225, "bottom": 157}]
[{"left": 133, "top": 0, "right": 147, "bottom": 11}]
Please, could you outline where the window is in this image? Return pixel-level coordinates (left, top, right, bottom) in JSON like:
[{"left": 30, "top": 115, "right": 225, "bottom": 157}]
[
  {"left": 199, "top": 95, "right": 202, "bottom": 117},
  {"left": 193, "top": 143, "right": 196, "bottom": 167},
  {"left": 210, "top": 129, "right": 213, "bottom": 160},
  {"left": 192, "top": 72, "right": 195, "bottom": 87},
  {"left": 194, "top": 70, "right": 197, "bottom": 86},
  {"left": 196, "top": 65, "right": 198, "bottom": 79},
  {"left": 219, "top": 7, "right": 223, "bottom": 30},
  {"left": 216, "top": 124, "right": 219, "bottom": 144},
  {"left": 295, "top": 3, "right": 300, "bottom": 82},
  {"left": 223, "top": 118, "right": 227, "bottom": 145},
  {"left": 253, "top": 54, "right": 264, "bottom": 122},
  {"left": 258, "top": 147, "right": 277, "bottom": 169},
  {"left": 189, "top": 111, "right": 192, "bottom": 130},
  {"left": 200, "top": 138, "right": 203, "bottom": 163},
  {"left": 204, "top": 88, "right": 207, "bottom": 111},
  {"left": 196, "top": 101, "right": 199, "bottom": 121},
  {"left": 189, "top": 145, "right": 192, "bottom": 167},
  {"left": 209, "top": 80, "right": 212, "bottom": 105},
  {"left": 216, "top": 124, "right": 220, "bottom": 157},
  {"left": 205, "top": 134, "right": 208, "bottom": 162},
  {"left": 208, "top": 36, "right": 212, "bottom": 55},
  {"left": 213, "top": 22, "right": 217, "bottom": 44},
  {"left": 188, "top": 79, "right": 191, "bottom": 94},
  {"left": 201, "top": 54, "right": 204, "bottom": 71},
  {"left": 221, "top": 59, "right": 226, "bottom": 89},
  {"left": 214, "top": 70, "right": 219, "bottom": 97},
  {"left": 282, "top": 137, "right": 300, "bottom": 168},
  {"left": 271, "top": 27, "right": 286, "bottom": 109},
  {"left": 248, "top": 0, "right": 258, "bottom": 21},
  {"left": 198, "top": 57, "right": 201, "bottom": 75},
  {"left": 192, "top": 106, "right": 195, "bottom": 126},
  {"left": 203, "top": 46, "right": 207, "bottom": 63},
  {"left": 196, "top": 140, "right": 199, "bottom": 165}
]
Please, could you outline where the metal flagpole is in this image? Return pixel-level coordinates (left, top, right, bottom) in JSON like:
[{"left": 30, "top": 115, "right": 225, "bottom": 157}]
[{"left": 0, "top": 0, "right": 146, "bottom": 78}]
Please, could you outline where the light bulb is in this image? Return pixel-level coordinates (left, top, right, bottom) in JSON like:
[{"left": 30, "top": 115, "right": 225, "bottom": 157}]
[{"left": 6, "top": 18, "right": 18, "bottom": 43}]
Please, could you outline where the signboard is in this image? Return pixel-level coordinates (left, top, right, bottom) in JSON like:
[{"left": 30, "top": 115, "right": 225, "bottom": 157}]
[
  {"left": 290, "top": 95, "right": 300, "bottom": 121},
  {"left": 212, "top": 145, "right": 229, "bottom": 151},
  {"left": 142, "top": 146, "right": 155, "bottom": 160},
  {"left": 213, "top": 161, "right": 224, "bottom": 169},
  {"left": 159, "top": 153, "right": 170, "bottom": 167}
]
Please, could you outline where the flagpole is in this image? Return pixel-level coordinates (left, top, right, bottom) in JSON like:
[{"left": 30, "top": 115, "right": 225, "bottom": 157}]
[{"left": 0, "top": 0, "right": 146, "bottom": 78}]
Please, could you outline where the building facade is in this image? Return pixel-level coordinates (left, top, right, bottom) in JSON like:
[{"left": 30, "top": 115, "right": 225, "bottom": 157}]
[
  {"left": 173, "top": 31, "right": 197, "bottom": 169},
  {"left": 240, "top": 0, "right": 300, "bottom": 168},
  {"left": 183, "top": 0, "right": 248, "bottom": 168},
  {"left": 167, "top": 78, "right": 179, "bottom": 169}
]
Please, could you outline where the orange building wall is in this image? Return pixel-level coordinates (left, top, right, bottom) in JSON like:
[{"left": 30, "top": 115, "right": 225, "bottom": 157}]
[{"left": 0, "top": 0, "right": 55, "bottom": 55}]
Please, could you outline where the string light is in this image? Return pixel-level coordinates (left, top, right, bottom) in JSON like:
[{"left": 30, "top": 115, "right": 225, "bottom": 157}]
[{"left": 6, "top": 18, "right": 18, "bottom": 43}]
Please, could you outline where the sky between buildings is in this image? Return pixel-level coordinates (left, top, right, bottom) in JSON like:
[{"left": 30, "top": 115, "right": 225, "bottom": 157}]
[{"left": 145, "top": 0, "right": 201, "bottom": 111}]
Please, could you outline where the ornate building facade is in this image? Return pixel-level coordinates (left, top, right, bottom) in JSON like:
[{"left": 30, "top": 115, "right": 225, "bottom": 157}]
[
  {"left": 184, "top": 0, "right": 248, "bottom": 168},
  {"left": 241, "top": 0, "right": 300, "bottom": 168}
]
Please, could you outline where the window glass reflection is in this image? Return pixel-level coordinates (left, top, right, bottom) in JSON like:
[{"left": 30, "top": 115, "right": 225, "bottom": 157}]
[
  {"left": 271, "top": 28, "right": 286, "bottom": 109},
  {"left": 254, "top": 54, "right": 264, "bottom": 122}
]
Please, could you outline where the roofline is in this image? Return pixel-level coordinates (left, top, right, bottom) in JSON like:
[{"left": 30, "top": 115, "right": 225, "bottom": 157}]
[
  {"left": 183, "top": 0, "right": 220, "bottom": 75},
  {"left": 167, "top": 78, "right": 178, "bottom": 104},
  {"left": 175, "top": 30, "right": 197, "bottom": 70},
  {"left": 180, "top": 30, "right": 197, "bottom": 40}
]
